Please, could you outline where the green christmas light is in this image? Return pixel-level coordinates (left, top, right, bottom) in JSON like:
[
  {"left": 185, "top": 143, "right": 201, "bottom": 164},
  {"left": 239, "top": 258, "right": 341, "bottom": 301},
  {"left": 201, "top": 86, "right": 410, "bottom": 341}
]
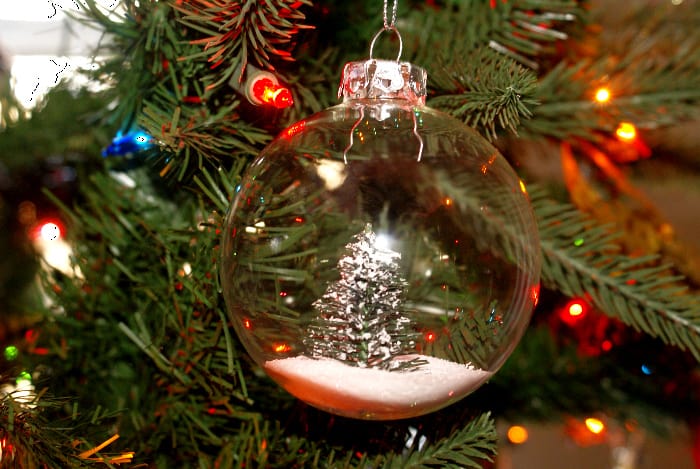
[
  {"left": 16, "top": 370, "right": 32, "bottom": 384},
  {"left": 4, "top": 345, "right": 19, "bottom": 360},
  {"left": 574, "top": 238, "right": 585, "bottom": 247}
]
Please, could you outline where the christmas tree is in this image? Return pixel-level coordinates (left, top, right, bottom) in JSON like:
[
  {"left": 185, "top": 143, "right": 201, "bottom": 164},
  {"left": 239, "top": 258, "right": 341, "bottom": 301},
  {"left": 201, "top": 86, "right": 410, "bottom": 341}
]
[
  {"left": 1, "top": 0, "right": 700, "bottom": 467},
  {"left": 304, "top": 224, "right": 422, "bottom": 371}
]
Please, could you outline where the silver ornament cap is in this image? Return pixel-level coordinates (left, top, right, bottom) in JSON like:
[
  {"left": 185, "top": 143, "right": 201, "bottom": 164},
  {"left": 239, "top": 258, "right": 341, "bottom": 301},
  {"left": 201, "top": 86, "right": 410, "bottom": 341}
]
[{"left": 338, "top": 59, "right": 427, "bottom": 104}]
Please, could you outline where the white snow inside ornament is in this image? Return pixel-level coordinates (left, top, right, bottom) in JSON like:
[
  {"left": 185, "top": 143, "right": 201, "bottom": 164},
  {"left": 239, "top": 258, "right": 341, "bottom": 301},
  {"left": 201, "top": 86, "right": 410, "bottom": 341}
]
[{"left": 220, "top": 28, "right": 541, "bottom": 420}]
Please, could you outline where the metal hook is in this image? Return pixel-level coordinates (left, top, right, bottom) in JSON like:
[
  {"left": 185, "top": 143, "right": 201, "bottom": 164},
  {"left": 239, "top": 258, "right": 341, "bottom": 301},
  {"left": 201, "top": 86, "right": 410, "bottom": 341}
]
[
  {"left": 369, "top": 26, "right": 403, "bottom": 62},
  {"left": 343, "top": 106, "right": 365, "bottom": 164}
]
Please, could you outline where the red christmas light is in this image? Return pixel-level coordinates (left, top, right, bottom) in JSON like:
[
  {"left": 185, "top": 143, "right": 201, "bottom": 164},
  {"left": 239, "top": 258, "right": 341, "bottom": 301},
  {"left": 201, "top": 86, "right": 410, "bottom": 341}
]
[
  {"left": 559, "top": 298, "right": 588, "bottom": 326},
  {"left": 32, "top": 220, "right": 63, "bottom": 242},
  {"left": 250, "top": 76, "right": 293, "bottom": 109},
  {"left": 230, "top": 63, "right": 294, "bottom": 109}
]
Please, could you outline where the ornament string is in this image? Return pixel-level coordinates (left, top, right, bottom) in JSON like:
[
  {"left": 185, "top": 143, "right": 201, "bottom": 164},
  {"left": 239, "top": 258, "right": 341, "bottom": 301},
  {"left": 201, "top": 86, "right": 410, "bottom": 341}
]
[
  {"left": 383, "top": 0, "right": 398, "bottom": 29},
  {"left": 370, "top": 0, "right": 403, "bottom": 61}
]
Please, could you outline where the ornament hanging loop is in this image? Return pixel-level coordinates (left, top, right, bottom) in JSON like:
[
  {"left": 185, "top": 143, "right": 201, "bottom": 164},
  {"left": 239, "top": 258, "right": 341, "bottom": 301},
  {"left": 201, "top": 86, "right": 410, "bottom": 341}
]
[
  {"left": 383, "top": 0, "right": 398, "bottom": 29},
  {"left": 368, "top": 26, "right": 403, "bottom": 62}
]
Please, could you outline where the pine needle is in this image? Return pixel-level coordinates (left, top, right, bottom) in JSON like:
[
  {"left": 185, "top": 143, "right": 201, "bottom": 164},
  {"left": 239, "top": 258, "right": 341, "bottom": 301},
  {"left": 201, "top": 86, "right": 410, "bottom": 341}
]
[{"left": 532, "top": 188, "right": 700, "bottom": 360}]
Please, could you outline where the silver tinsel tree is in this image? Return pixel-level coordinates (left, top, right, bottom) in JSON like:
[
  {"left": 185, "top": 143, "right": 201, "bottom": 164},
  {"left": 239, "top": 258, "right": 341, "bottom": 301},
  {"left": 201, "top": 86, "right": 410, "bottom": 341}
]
[{"left": 304, "top": 224, "right": 423, "bottom": 371}]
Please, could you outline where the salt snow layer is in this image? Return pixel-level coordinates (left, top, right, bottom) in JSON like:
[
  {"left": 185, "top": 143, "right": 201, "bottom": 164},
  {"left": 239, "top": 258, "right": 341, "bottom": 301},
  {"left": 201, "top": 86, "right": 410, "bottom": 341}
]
[{"left": 264, "top": 355, "right": 492, "bottom": 420}]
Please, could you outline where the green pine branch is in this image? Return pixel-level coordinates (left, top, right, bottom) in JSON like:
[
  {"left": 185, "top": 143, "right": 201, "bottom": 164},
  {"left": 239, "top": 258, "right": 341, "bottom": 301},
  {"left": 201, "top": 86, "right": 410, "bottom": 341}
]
[
  {"left": 74, "top": 0, "right": 175, "bottom": 130},
  {"left": 139, "top": 87, "right": 270, "bottom": 179},
  {"left": 524, "top": 2, "right": 700, "bottom": 140},
  {"left": 1, "top": 390, "right": 130, "bottom": 468},
  {"left": 397, "top": 0, "right": 580, "bottom": 140},
  {"left": 37, "top": 168, "right": 272, "bottom": 464},
  {"left": 401, "top": 0, "right": 582, "bottom": 71},
  {"left": 0, "top": 86, "right": 111, "bottom": 170},
  {"left": 532, "top": 189, "right": 700, "bottom": 361},
  {"left": 172, "top": 0, "right": 313, "bottom": 90},
  {"left": 370, "top": 412, "right": 497, "bottom": 469},
  {"left": 428, "top": 48, "right": 539, "bottom": 140}
]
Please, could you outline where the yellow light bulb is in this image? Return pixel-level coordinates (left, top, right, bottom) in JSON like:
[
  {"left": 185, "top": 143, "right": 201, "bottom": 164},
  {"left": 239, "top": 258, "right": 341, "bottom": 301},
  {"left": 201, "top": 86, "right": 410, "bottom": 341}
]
[
  {"left": 595, "top": 88, "right": 611, "bottom": 103},
  {"left": 585, "top": 417, "right": 605, "bottom": 434},
  {"left": 616, "top": 122, "right": 637, "bottom": 141}
]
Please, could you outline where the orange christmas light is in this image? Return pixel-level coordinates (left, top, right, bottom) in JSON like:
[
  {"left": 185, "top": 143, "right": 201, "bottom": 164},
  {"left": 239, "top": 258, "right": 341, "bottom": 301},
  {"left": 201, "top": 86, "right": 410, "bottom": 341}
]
[
  {"left": 594, "top": 87, "right": 611, "bottom": 103},
  {"left": 507, "top": 425, "right": 529, "bottom": 444},
  {"left": 584, "top": 417, "right": 605, "bottom": 435}
]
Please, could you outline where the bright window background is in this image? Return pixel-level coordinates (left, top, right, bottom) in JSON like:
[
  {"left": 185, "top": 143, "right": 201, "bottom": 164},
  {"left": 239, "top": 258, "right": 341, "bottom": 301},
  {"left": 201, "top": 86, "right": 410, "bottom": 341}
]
[{"left": 0, "top": 0, "right": 119, "bottom": 109}]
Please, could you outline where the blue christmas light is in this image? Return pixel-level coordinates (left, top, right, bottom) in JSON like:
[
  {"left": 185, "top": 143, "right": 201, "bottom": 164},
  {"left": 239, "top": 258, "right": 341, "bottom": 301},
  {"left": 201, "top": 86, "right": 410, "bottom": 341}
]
[
  {"left": 102, "top": 129, "right": 154, "bottom": 157},
  {"left": 640, "top": 364, "right": 653, "bottom": 375}
]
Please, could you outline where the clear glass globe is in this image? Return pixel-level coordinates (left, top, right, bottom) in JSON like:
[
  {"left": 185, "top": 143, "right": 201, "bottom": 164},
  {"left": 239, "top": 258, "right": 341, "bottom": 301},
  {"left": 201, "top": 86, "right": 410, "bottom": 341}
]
[{"left": 220, "top": 59, "right": 541, "bottom": 420}]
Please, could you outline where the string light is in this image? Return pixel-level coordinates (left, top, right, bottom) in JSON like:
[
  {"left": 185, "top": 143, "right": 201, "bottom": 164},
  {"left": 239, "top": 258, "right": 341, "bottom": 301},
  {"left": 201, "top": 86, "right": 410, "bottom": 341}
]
[
  {"left": 615, "top": 122, "right": 637, "bottom": 141},
  {"left": 584, "top": 417, "right": 605, "bottom": 434},
  {"left": 102, "top": 129, "right": 154, "bottom": 158},
  {"left": 4, "top": 345, "right": 19, "bottom": 361},
  {"left": 37, "top": 221, "right": 62, "bottom": 242},
  {"left": 230, "top": 63, "right": 294, "bottom": 109},
  {"left": 568, "top": 302, "right": 584, "bottom": 317},
  {"left": 594, "top": 87, "right": 611, "bottom": 103},
  {"left": 507, "top": 425, "right": 529, "bottom": 444},
  {"left": 250, "top": 77, "right": 293, "bottom": 109},
  {"left": 1, "top": 437, "right": 15, "bottom": 464},
  {"left": 559, "top": 298, "right": 588, "bottom": 325}
]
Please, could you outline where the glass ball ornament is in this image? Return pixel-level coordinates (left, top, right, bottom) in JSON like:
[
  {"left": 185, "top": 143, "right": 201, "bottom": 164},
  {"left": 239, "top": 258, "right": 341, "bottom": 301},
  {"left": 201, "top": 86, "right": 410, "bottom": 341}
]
[{"left": 220, "top": 58, "right": 541, "bottom": 420}]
